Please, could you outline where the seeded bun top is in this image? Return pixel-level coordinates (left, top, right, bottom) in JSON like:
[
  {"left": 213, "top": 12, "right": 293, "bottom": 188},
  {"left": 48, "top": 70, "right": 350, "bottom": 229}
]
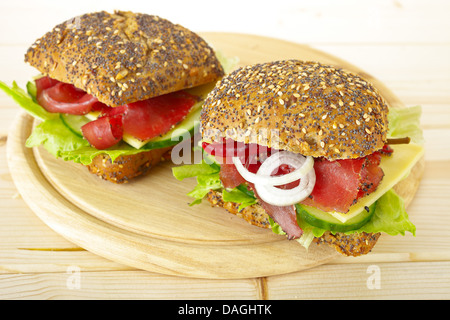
[
  {"left": 25, "top": 11, "right": 224, "bottom": 107},
  {"left": 200, "top": 60, "right": 389, "bottom": 160}
]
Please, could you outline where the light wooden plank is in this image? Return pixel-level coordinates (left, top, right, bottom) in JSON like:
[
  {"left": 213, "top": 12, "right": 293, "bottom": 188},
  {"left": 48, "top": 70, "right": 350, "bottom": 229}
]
[
  {"left": 267, "top": 261, "right": 450, "bottom": 299},
  {"left": 1, "top": 0, "right": 449, "bottom": 45},
  {"left": 0, "top": 271, "right": 261, "bottom": 299},
  {"left": 314, "top": 44, "right": 450, "bottom": 106},
  {"left": 0, "top": 0, "right": 448, "bottom": 298},
  {"left": 0, "top": 249, "right": 131, "bottom": 274}
]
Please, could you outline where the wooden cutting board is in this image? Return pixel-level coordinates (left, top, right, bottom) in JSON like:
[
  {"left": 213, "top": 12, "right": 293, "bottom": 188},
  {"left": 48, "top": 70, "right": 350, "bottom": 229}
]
[{"left": 6, "top": 33, "right": 423, "bottom": 279}]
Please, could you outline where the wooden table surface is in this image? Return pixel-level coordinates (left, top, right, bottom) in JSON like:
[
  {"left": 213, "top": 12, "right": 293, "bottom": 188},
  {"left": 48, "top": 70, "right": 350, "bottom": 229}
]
[{"left": 1, "top": 0, "right": 449, "bottom": 300}]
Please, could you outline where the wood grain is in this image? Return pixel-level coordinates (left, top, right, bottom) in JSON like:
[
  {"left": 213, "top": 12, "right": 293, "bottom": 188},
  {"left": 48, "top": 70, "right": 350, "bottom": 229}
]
[{"left": 6, "top": 33, "right": 425, "bottom": 280}]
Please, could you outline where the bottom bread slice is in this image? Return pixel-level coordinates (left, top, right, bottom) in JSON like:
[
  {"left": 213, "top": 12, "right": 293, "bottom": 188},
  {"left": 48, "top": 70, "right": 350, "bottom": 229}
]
[
  {"left": 86, "top": 146, "right": 173, "bottom": 183},
  {"left": 206, "top": 189, "right": 380, "bottom": 257}
]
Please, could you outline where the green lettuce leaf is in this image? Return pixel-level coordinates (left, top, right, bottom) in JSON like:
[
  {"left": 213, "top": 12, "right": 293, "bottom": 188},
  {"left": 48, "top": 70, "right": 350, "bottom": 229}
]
[
  {"left": 388, "top": 105, "right": 424, "bottom": 144},
  {"left": 359, "top": 188, "right": 416, "bottom": 236},
  {"left": 0, "top": 80, "right": 55, "bottom": 122},
  {"left": 26, "top": 116, "right": 90, "bottom": 159},
  {"left": 222, "top": 185, "right": 257, "bottom": 211},
  {"left": 172, "top": 160, "right": 222, "bottom": 205},
  {"left": 172, "top": 161, "right": 220, "bottom": 181}
]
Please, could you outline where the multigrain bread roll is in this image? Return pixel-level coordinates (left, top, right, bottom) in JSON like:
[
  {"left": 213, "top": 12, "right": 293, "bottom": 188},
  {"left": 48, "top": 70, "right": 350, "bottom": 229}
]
[
  {"left": 175, "top": 59, "right": 422, "bottom": 257},
  {"left": 25, "top": 10, "right": 224, "bottom": 107},
  {"left": 201, "top": 60, "right": 388, "bottom": 160},
  {"left": 20, "top": 11, "right": 225, "bottom": 183}
]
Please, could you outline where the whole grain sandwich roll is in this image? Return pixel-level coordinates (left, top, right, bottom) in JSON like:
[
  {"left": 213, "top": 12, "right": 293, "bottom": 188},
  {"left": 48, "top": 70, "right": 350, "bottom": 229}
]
[
  {"left": 26, "top": 11, "right": 224, "bottom": 107},
  {"left": 201, "top": 60, "right": 388, "bottom": 160},
  {"left": 8, "top": 10, "right": 225, "bottom": 183},
  {"left": 174, "top": 59, "right": 423, "bottom": 257}
]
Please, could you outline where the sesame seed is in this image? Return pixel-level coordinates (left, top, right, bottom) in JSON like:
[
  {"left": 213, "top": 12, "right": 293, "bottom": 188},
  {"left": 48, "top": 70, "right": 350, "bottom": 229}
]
[
  {"left": 356, "top": 120, "right": 361, "bottom": 125},
  {"left": 279, "top": 98, "right": 284, "bottom": 105},
  {"left": 365, "top": 128, "right": 372, "bottom": 134}
]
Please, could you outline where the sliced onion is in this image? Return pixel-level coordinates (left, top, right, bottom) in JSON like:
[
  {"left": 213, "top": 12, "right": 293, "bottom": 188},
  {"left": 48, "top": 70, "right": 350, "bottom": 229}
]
[
  {"left": 232, "top": 151, "right": 316, "bottom": 207},
  {"left": 255, "top": 170, "right": 316, "bottom": 206},
  {"left": 232, "top": 151, "right": 314, "bottom": 186}
]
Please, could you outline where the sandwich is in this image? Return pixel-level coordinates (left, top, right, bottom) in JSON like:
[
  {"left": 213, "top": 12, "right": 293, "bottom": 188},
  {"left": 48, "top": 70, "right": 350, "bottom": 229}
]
[
  {"left": 173, "top": 60, "right": 424, "bottom": 257},
  {"left": 0, "top": 10, "right": 225, "bottom": 183}
]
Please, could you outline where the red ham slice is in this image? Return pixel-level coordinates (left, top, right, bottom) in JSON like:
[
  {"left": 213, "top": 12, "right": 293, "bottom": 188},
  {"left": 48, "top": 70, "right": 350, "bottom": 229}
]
[
  {"left": 219, "top": 163, "right": 246, "bottom": 189},
  {"left": 253, "top": 190, "right": 303, "bottom": 239},
  {"left": 301, "top": 158, "right": 365, "bottom": 212}
]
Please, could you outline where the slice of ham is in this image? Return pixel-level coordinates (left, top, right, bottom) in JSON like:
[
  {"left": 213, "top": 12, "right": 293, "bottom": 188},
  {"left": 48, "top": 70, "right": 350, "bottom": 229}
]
[
  {"left": 301, "top": 158, "right": 365, "bottom": 212},
  {"left": 219, "top": 163, "right": 246, "bottom": 189},
  {"left": 302, "top": 153, "right": 384, "bottom": 212},
  {"left": 357, "top": 153, "right": 384, "bottom": 199},
  {"left": 254, "top": 190, "right": 303, "bottom": 239}
]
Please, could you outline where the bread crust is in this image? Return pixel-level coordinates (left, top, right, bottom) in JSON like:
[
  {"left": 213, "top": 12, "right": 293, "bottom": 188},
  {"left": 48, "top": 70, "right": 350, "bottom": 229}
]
[
  {"left": 25, "top": 11, "right": 224, "bottom": 107},
  {"left": 86, "top": 146, "right": 172, "bottom": 183},
  {"left": 206, "top": 189, "right": 379, "bottom": 256},
  {"left": 201, "top": 60, "right": 388, "bottom": 160}
]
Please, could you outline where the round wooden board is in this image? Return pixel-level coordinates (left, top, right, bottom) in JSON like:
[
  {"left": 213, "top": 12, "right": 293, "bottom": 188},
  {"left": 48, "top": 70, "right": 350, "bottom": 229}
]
[{"left": 6, "top": 33, "right": 422, "bottom": 279}]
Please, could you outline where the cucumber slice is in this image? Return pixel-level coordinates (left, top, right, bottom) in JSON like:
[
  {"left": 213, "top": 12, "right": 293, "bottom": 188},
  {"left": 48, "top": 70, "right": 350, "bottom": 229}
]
[
  {"left": 138, "top": 105, "right": 201, "bottom": 150},
  {"left": 60, "top": 114, "right": 90, "bottom": 138},
  {"left": 296, "top": 202, "right": 376, "bottom": 233},
  {"left": 61, "top": 105, "right": 201, "bottom": 150}
]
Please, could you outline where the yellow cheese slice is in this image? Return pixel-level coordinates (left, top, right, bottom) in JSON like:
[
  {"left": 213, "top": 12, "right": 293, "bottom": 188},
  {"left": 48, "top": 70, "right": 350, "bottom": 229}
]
[{"left": 327, "top": 143, "right": 424, "bottom": 223}]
